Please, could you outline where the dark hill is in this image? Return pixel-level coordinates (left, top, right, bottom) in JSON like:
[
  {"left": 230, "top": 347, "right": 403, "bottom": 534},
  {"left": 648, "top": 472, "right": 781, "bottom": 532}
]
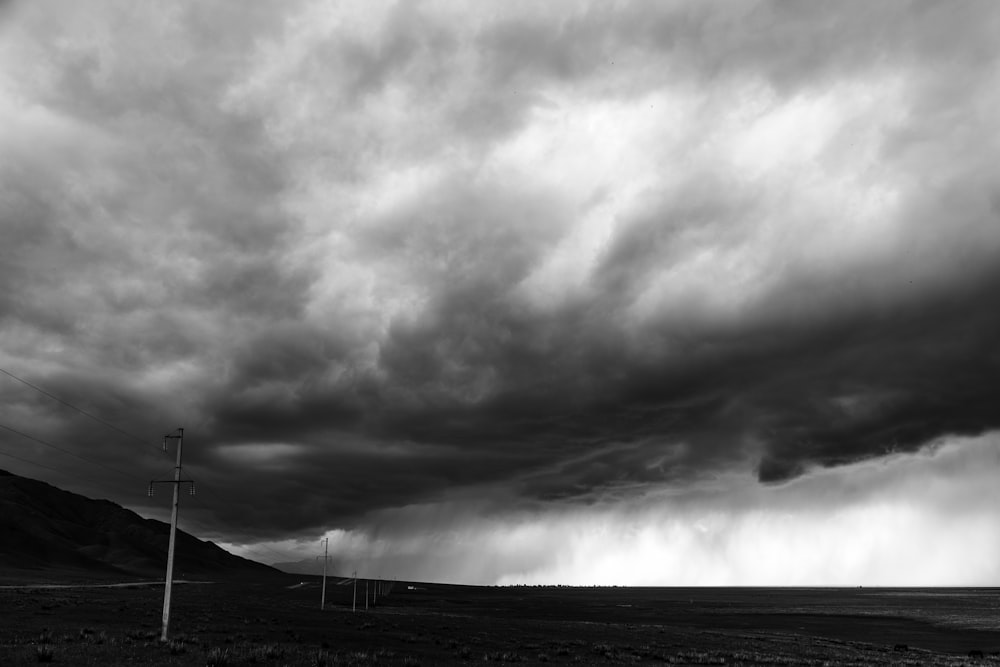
[{"left": 0, "top": 469, "right": 279, "bottom": 583}]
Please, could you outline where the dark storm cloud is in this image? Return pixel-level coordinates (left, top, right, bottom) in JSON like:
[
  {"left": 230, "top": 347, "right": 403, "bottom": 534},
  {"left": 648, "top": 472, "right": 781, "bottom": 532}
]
[
  {"left": 747, "top": 270, "right": 1000, "bottom": 482},
  {"left": 2, "top": 0, "right": 1000, "bottom": 549}
]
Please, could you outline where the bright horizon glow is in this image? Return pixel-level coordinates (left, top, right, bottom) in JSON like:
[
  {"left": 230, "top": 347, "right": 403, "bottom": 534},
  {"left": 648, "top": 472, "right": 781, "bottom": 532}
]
[{"left": 220, "top": 432, "right": 1000, "bottom": 587}]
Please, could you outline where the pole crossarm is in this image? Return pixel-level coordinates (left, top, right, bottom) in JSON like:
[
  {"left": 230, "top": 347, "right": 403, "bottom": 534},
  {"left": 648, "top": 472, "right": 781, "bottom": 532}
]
[{"left": 148, "top": 479, "right": 195, "bottom": 496}]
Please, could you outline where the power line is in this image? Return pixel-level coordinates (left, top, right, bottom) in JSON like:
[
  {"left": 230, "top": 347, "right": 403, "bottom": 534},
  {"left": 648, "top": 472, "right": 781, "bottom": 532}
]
[
  {"left": 0, "top": 435, "right": 300, "bottom": 571},
  {"left": 0, "top": 367, "right": 164, "bottom": 455},
  {"left": 0, "top": 422, "right": 136, "bottom": 481},
  {"left": 4, "top": 433, "right": 308, "bottom": 568},
  {"left": 242, "top": 540, "right": 303, "bottom": 564},
  {"left": 1, "top": 369, "right": 327, "bottom": 569},
  {"left": 172, "top": 506, "right": 301, "bottom": 567},
  {"left": 0, "top": 448, "right": 67, "bottom": 475},
  {"left": 13, "top": 449, "right": 285, "bottom": 568},
  {"left": 205, "top": 531, "right": 300, "bottom": 566},
  {"left": 182, "top": 482, "right": 304, "bottom": 564},
  {"left": 0, "top": 376, "right": 305, "bottom": 568}
]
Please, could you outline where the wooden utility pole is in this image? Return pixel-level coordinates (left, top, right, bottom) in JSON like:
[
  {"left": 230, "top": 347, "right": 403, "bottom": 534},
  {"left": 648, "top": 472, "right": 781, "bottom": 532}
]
[
  {"left": 149, "top": 428, "right": 194, "bottom": 642},
  {"left": 320, "top": 537, "right": 329, "bottom": 610}
]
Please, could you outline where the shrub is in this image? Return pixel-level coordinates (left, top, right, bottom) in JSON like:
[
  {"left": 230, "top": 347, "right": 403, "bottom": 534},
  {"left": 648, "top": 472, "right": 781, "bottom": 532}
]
[
  {"left": 483, "top": 652, "right": 523, "bottom": 662},
  {"left": 35, "top": 644, "right": 55, "bottom": 663},
  {"left": 263, "top": 643, "right": 284, "bottom": 659},
  {"left": 591, "top": 643, "right": 614, "bottom": 656},
  {"left": 206, "top": 647, "right": 230, "bottom": 667},
  {"left": 243, "top": 643, "right": 285, "bottom": 662},
  {"left": 126, "top": 629, "right": 158, "bottom": 642}
]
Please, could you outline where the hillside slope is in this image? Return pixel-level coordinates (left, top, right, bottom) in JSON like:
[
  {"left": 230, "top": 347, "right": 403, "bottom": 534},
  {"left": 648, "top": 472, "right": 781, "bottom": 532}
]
[{"left": 0, "top": 469, "right": 278, "bottom": 582}]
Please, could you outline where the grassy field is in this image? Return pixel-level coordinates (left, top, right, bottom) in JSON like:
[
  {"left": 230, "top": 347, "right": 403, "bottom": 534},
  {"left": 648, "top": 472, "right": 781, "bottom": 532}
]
[{"left": 2, "top": 576, "right": 999, "bottom": 665}]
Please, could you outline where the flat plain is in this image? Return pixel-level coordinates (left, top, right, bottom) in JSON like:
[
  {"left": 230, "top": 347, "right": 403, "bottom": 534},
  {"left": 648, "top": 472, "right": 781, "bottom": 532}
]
[{"left": 2, "top": 575, "right": 999, "bottom": 665}]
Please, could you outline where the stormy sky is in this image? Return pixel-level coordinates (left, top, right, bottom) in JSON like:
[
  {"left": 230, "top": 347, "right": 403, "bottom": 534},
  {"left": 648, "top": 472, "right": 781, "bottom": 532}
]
[{"left": 2, "top": 0, "right": 1000, "bottom": 585}]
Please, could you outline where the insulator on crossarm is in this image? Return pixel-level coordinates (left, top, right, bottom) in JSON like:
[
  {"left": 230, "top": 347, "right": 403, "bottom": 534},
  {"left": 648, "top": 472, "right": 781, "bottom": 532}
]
[
  {"left": 189, "top": 483, "right": 196, "bottom": 496},
  {"left": 148, "top": 483, "right": 154, "bottom": 497}
]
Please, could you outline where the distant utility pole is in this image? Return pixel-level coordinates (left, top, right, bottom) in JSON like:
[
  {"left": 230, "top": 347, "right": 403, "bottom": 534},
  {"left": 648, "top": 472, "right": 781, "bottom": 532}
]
[
  {"left": 319, "top": 537, "right": 329, "bottom": 610},
  {"left": 353, "top": 571, "right": 358, "bottom": 612},
  {"left": 148, "top": 428, "right": 195, "bottom": 642},
  {"left": 365, "top": 579, "right": 369, "bottom": 610}
]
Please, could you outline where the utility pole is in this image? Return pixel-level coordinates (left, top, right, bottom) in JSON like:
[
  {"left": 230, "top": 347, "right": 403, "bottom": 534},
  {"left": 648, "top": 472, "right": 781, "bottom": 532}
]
[
  {"left": 149, "top": 428, "right": 194, "bottom": 642},
  {"left": 352, "top": 571, "right": 357, "bottom": 612},
  {"left": 319, "top": 537, "right": 329, "bottom": 610},
  {"left": 365, "top": 579, "right": 369, "bottom": 610}
]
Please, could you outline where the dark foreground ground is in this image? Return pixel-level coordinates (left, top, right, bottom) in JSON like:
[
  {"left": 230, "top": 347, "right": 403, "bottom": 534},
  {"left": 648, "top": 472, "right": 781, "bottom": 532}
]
[{"left": 2, "top": 574, "right": 999, "bottom": 665}]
